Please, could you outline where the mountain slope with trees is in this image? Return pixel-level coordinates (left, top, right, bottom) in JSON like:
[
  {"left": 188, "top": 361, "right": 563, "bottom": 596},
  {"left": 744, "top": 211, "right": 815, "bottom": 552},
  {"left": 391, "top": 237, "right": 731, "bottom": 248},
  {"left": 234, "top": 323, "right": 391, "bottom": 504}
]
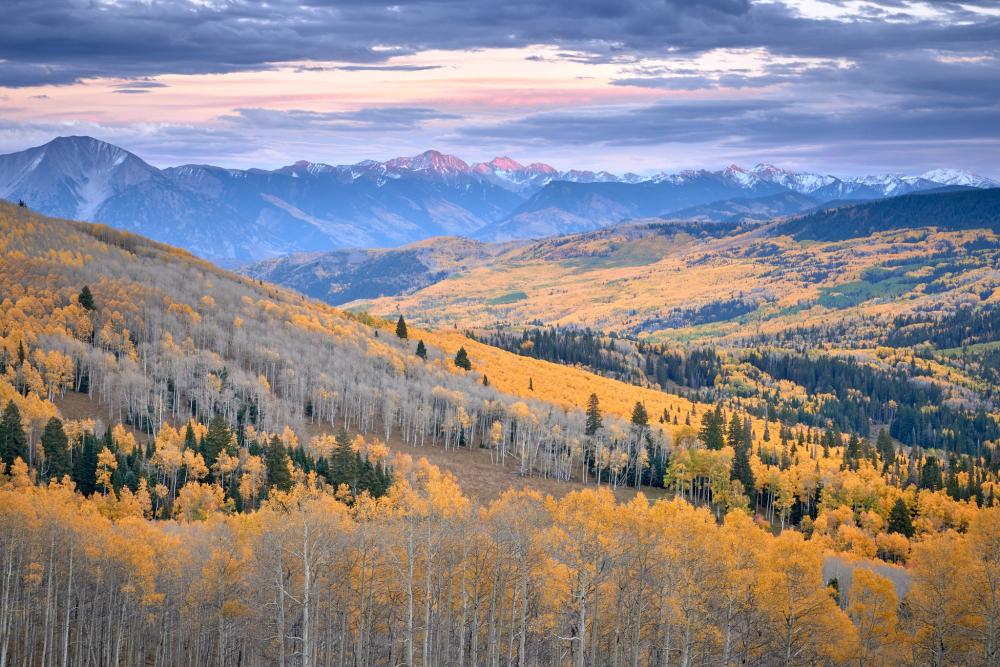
[{"left": 4, "top": 202, "right": 1000, "bottom": 666}]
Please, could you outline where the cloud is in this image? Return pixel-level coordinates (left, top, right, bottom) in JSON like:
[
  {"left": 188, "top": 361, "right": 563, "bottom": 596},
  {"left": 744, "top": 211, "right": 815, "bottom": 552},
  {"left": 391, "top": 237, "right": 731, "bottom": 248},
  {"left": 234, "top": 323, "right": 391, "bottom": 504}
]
[
  {"left": 111, "top": 81, "right": 169, "bottom": 94},
  {"left": 1, "top": 0, "right": 996, "bottom": 175},
  {"left": 0, "top": 0, "right": 995, "bottom": 87},
  {"left": 222, "top": 107, "right": 462, "bottom": 132},
  {"left": 333, "top": 65, "right": 444, "bottom": 72},
  {"left": 455, "top": 51, "right": 1000, "bottom": 175}
]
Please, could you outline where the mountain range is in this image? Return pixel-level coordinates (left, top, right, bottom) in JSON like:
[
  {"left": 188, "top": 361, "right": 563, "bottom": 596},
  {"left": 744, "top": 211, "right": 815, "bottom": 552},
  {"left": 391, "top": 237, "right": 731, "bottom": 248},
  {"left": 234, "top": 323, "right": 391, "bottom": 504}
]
[
  {"left": 1, "top": 135, "right": 996, "bottom": 261},
  {"left": 245, "top": 187, "right": 1000, "bottom": 315}
]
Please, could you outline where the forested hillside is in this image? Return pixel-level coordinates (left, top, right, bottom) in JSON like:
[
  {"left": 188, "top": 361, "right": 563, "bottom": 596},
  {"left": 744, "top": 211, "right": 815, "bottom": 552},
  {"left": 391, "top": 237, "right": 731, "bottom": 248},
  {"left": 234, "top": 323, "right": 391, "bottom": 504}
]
[
  {"left": 3, "top": 202, "right": 1000, "bottom": 666},
  {"left": 346, "top": 191, "right": 1000, "bottom": 342}
]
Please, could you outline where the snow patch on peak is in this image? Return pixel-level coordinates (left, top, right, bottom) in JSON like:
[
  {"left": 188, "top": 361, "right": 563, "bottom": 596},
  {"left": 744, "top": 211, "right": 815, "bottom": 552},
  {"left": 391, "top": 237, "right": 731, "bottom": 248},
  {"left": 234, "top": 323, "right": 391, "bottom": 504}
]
[
  {"left": 921, "top": 168, "right": 998, "bottom": 188},
  {"left": 387, "top": 149, "right": 471, "bottom": 175},
  {"left": 488, "top": 156, "right": 524, "bottom": 171}
]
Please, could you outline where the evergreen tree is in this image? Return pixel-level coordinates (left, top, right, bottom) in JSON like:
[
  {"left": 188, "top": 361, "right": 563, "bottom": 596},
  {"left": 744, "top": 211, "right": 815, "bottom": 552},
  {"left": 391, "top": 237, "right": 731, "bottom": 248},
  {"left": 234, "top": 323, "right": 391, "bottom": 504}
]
[
  {"left": 78, "top": 285, "right": 96, "bottom": 311},
  {"left": 265, "top": 435, "right": 293, "bottom": 492},
  {"left": 726, "top": 414, "right": 744, "bottom": 450},
  {"left": 482, "top": 375, "right": 490, "bottom": 387},
  {"left": 585, "top": 393, "right": 603, "bottom": 436},
  {"left": 454, "top": 346, "right": 471, "bottom": 370},
  {"left": 415, "top": 340, "right": 427, "bottom": 359},
  {"left": 631, "top": 401, "right": 648, "bottom": 428},
  {"left": 41, "top": 417, "right": 71, "bottom": 480},
  {"left": 731, "top": 442, "right": 755, "bottom": 495},
  {"left": 844, "top": 434, "right": 862, "bottom": 471},
  {"left": 919, "top": 456, "right": 943, "bottom": 490},
  {"left": 329, "top": 428, "right": 359, "bottom": 492},
  {"left": 73, "top": 433, "right": 99, "bottom": 496},
  {"left": 395, "top": 315, "right": 408, "bottom": 339},
  {"left": 887, "top": 498, "right": 914, "bottom": 537},
  {"left": 0, "top": 400, "right": 28, "bottom": 467},
  {"left": 699, "top": 405, "right": 725, "bottom": 450},
  {"left": 183, "top": 422, "right": 198, "bottom": 451},
  {"left": 875, "top": 428, "right": 895, "bottom": 463},
  {"left": 201, "top": 414, "right": 231, "bottom": 469}
]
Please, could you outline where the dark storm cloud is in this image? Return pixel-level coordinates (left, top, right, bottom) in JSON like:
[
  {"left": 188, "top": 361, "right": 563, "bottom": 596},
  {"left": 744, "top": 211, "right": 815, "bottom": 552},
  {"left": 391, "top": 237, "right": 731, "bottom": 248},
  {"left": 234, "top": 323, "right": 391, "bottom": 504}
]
[{"left": 0, "top": 0, "right": 996, "bottom": 86}]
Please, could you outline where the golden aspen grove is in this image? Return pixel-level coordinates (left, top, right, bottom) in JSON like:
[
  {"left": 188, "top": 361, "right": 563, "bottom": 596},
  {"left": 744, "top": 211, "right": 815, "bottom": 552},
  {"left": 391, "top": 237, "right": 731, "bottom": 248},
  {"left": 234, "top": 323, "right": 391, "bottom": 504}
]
[{"left": 2, "top": 198, "right": 1000, "bottom": 667}]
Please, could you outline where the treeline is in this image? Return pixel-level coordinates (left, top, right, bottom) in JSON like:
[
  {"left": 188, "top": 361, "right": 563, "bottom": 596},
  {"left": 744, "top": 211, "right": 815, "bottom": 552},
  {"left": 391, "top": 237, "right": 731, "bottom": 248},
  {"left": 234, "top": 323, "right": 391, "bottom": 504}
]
[
  {"left": 7, "top": 466, "right": 1000, "bottom": 667},
  {"left": 477, "top": 326, "right": 722, "bottom": 390},
  {"left": 745, "top": 350, "right": 1000, "bottom": 456},
  {"left": 885, "top": 304, "right": 1000, "bottom": 348}
]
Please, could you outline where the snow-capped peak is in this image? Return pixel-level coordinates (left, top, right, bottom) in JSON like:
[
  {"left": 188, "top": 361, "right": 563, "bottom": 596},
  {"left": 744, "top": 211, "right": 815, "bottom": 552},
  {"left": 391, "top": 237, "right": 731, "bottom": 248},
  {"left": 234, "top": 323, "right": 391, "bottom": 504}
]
[
  {"left": 386, "top": 149, "right": 471, "bottom": 175},
  {"left": 722, "top": 164, "right": 757, "bottom": 187},
  {"left": 920, "top": 168, "right": 998, "bottom": 188},
  {"left": 525, "top": 162, "right": 558, "bottom": 175},
  {"left": 486, "top": 156, "right": 525, "bottom": 172},
  {"left": 749, "top": 163, "right": 837, "bottom": 193}
]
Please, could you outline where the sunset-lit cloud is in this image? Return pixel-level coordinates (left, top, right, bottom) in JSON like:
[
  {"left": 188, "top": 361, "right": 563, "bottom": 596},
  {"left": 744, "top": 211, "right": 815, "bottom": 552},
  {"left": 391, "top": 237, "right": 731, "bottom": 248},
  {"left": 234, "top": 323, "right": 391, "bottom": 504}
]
[{"left": 0, "top": 0, "right": 997, "bottom": 174}]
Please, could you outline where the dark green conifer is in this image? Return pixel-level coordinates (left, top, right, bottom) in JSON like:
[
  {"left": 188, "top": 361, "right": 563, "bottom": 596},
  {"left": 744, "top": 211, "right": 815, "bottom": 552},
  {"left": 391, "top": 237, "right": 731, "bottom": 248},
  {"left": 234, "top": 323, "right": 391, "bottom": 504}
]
[
  {"left": 41, "top": 417, "right": 71, "bottom": 480},
  {"left": 887, "top": 497, "right": 914, "bottom": 537},
  {"left": 0, "top": 400, "right": 28, "bottom": 467},
  {"left": 265, "top": 435, "right": 293, "bottom": 492},
  {"left": 78, "top": 285, "right": 96, "bottom": 310},
  {"left": 454, "top": 346, "right": 471, "bottom": 370},
  {"left": 585, "top": 393, "right": 602, "bottom": 436}
]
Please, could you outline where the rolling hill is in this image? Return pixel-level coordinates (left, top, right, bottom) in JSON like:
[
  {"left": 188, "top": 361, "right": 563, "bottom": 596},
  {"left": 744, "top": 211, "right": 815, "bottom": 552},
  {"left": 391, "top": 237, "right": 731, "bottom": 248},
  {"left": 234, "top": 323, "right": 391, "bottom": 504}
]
[
  {"left": 252, "top": 188, "right": 1000, "bottom": 343},
  {"left": 775, "top": 186, "right": 1000, "bottom": 241}
]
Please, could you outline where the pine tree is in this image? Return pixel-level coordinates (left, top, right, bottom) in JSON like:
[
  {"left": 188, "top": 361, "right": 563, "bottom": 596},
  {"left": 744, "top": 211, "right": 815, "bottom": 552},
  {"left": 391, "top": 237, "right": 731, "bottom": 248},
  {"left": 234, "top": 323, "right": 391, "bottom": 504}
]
[
  {"left": 183, "top": 422, "right": 197, "bottom": 451},
  {"left": 585, "top": 393, "right": 603, "bottom": 436},
  {"left": 454, "top": 346, "right": 471, "bottom": 370},
  {"left": 73, "top": 433, "right": 99, "bottom": 496},
  {"left": 329, "top": 428, "right": 358, "bottom": 492},
  {"left": 41, "top": 417, "right": 71, "bottom": 480},
  {"left": 887, "top": 497, "right": 914, "bottom": 537},
  {"left": 0, "top": 400, "right": 28, "bottom": 467},
  {"left": 415, "top": 340, "right": 427, "bottom": 359},
  {"left": 919, "top": 456, "right": 943, "bottom": 490},
  {"left": 875, "top": 428, "right": 895, "bottom": 463},
  {"left": 726, "top": 414, "right": 744, "bottom": 450},
  {"left": 395, "top": 315, "right": 408, "bottom": 339},
  {"left": 265, "top": 435, "right": 293, "bottom": 492},
  {"left": 78, "top": 285, "right": 96, "bottom": 310},
  {"left": 699, "top": 405, "right": 725, "bottom": 450},
  {"left": 731, "top": 441, "right": 755, "bottom": 495},
  {"left": 482, "top": 375, "right": 490, "bottom": 387},
  {"left": 201, "top": 414, "right": 231, "bottom": 469},
  {"left": 844, "top": 434, "right": 862, "bottom": 471},
  {"left": 630, "top": 401, "right": 648, "bottom": 428}
]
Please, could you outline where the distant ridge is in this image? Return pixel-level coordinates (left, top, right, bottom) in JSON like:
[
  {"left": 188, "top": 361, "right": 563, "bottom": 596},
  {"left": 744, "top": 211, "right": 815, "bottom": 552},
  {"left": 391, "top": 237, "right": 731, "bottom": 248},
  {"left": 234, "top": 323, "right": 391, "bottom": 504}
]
[
  {"left": 773, "top": 187, "right": 1000, "bottom": 241},
  {"left": 1, "top": 136, "right": 996, "bottom": 259}
]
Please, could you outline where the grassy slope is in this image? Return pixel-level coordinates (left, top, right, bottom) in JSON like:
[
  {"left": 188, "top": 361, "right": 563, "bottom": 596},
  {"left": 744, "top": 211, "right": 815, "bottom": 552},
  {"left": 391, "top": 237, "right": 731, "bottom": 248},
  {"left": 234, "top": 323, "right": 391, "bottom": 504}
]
[{"left": 352, "top": 223, "right": 999, "bottom": 344}]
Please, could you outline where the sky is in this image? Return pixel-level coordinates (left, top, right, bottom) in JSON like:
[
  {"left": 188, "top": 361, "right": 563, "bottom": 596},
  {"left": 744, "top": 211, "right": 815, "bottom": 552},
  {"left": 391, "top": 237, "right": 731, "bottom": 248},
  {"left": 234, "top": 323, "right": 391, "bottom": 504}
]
[{"left": 0, "top": 0, "right": 998, "bottom": 176}]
